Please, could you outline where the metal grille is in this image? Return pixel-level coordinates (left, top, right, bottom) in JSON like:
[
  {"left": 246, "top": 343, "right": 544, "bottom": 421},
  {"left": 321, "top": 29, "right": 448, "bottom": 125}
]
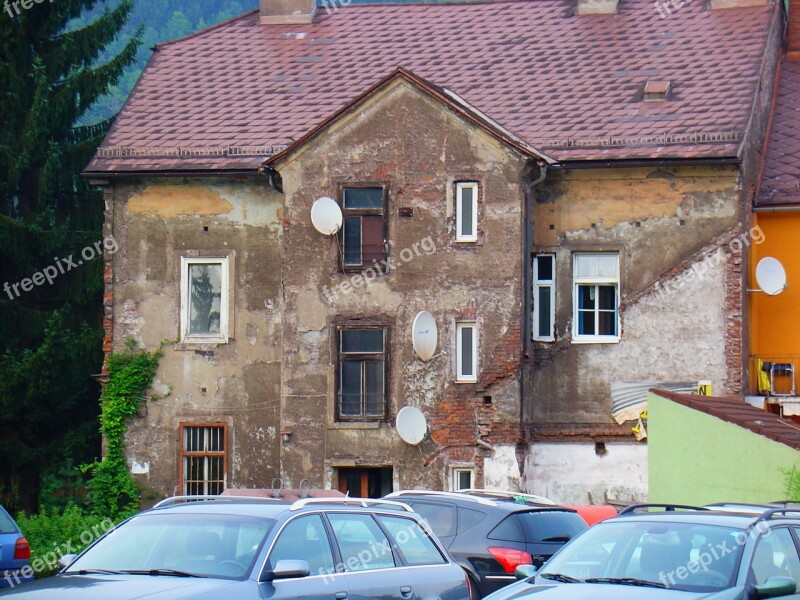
[{"left": 181, "top": 425, "right": 226, "bottom": 496}]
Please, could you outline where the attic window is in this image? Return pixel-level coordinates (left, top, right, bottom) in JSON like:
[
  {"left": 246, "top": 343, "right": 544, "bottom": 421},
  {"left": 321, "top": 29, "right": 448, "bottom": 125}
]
[{"left": 644, "top": 80, "right": 671, "bottom": 102}]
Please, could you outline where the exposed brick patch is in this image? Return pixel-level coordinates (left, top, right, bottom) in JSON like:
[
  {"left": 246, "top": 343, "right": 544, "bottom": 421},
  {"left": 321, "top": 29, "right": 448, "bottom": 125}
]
[
  {"left": 527, "top": 422, "right": 636, "bottom": 444},
  {"left": 724, "top": 248, "right": 744, "bottom": 397},
  {"left": 428, "top": 322, "right": 523, "bottom": 449}
]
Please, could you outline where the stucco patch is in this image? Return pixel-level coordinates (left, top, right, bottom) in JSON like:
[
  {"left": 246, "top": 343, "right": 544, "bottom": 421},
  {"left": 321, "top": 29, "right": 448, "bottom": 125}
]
[{"left": 128, "top": 185, "right": 233, "bottom": 218}]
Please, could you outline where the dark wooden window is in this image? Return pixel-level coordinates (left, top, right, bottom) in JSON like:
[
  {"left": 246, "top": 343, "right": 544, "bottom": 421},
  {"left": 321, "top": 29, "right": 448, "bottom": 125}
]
[
  {"left": 341, "top": 187, "right": 386, "bottom": 271},
  {"left": 338, "top": 327, "right": 387, "bottom": 420},
  {"left": 179, "top": 424, "right": 227, "bottom": 495}
]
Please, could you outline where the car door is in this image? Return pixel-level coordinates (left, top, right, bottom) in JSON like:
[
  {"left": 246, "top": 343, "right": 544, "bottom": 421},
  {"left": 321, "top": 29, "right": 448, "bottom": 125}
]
[
  {"left": 326, "top": 512, "right": 411, "bottom": 600},
  {"left": 376, "top": 514, "right": 468, "bottom": 600},
  {"left": 260, "top": 513, "right": 348, "bottom": 600}
]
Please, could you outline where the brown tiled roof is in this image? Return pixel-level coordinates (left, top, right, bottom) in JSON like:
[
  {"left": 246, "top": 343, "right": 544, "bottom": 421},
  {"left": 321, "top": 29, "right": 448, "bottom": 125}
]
[
  {"left": 86, "top": 0, "right": 777, "bottom": 174},
  {"left": 652, "top": 388, "right": 800, "bottom": 450},
  {"left": 758, "top": 59, "right": 800, "bottom": 206}
]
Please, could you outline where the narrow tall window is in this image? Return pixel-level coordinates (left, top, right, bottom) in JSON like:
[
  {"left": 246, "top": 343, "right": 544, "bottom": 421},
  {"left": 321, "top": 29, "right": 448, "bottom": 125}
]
[
  {"left": 342, "top": 188, "right": 385, "bottom": 269},
  {"left": 338, "top": 327, "right": 387, "bottom": 420},
  {"left": 573, "top": 253, "right": 620, "bottom": 342},
  {"left": 533, "top": 254, "right": 556, "bottom": 341},
  {"left": 180, "top": 257, "right": 229, "bottom": 343},
  {"left": 456, "top": 321, "right": 478, "bottom": 382},
  {"left": 180, "top": 424, "right": 226, "bottom": 496},
  {"left": 456, "top": 182, "right": 479, "bottom": 242}
]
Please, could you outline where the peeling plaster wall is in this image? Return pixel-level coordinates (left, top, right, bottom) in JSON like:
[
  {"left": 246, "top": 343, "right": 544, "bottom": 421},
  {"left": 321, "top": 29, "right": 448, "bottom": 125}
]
[
  {"left": 529, "top": 165, "right": 742, "bottom": 426},
  {"left": 525, "top": 443, "right": 647, "bottom": 505},
  {"left": 276, "top": 79, "right": 528, "bottom": 491},
  {"left": 108, "top": 178, "right": 284, "bottom": 498}
]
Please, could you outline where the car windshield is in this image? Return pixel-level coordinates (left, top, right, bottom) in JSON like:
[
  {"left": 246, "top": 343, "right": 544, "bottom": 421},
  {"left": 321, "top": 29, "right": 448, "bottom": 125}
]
[
  {"left": 65, "top": 512, "right": 275, "bottom": 580},
  {"left": 540, "top": 520, "right": 746, "bottom": 593}
]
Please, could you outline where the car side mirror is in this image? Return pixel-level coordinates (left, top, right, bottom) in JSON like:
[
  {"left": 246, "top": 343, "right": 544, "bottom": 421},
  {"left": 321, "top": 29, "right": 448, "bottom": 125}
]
[
  {"left": 755, "top": 576, "right": 796, "bottom": 598},
  {"left": 58, "top": 554, "right": 78, "bottom": 572},
  {"left": 261, "top": 559, "right": 311, "bottom": 582},
  {"left": 515, "top": 564, "right": 539, "bottom": 581}
]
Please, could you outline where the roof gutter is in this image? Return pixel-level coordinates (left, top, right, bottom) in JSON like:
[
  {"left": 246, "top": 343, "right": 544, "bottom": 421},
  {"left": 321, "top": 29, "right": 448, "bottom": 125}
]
[
  {"left": 550, "top": 156, "right": 741, "bottom": 170},
  {"left": 81, "top": 168, "right": 263, "bottom": 179},
  {"left": 754, "top": 205, "right": 800, "bottom": 213}
]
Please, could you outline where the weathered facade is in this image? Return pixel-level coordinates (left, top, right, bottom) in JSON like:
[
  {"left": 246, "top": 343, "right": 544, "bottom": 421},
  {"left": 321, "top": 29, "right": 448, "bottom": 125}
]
[{"left": 85, "top": 0, "right": 786, "bottom": 503}]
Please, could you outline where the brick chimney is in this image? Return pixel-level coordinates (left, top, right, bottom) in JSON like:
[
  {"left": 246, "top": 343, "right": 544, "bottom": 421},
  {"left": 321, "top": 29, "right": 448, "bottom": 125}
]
[
  {"left": 789, "top": 0, "right": 800, "bottom": 60},
  {"left": 260, "top": 0, "right": 317, "bottom": 24},
  {"left": 709, "top": 0, "right": 768, "bottom": 10},
  {"left": 576, "top": 0, "right": 619, "bottom": 14}
]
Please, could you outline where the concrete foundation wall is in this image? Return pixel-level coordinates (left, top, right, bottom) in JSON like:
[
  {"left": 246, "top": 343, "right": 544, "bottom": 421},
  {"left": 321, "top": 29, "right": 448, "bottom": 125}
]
[{"left": 524, "top": 442, "right": 648, "bottom": 505}]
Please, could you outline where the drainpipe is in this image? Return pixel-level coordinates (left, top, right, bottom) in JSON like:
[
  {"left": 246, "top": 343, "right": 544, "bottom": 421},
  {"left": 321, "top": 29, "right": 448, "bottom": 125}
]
[{"left": 521, "top": 160, "right": 548, "bottom": 446}]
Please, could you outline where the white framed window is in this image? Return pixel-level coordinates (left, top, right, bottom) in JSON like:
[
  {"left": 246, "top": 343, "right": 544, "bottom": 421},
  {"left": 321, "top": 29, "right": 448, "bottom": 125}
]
[
  {"left": 452, "top": 468, "right": 475, "bottom": 491},
  {"left": 533, "top": 254, "right": 555, "bottom": 341},
  {"left": 456, "top": 321, "right": 478, "bottom": 382},
  {"left": 180, "top": 256, "right": 229, "bottom": 343},
  {"left": 573, "top": 253, "right": 620, "bottom": 343},
  {"left": 455, "top": 182, "right": 478, "bottom": 242}
]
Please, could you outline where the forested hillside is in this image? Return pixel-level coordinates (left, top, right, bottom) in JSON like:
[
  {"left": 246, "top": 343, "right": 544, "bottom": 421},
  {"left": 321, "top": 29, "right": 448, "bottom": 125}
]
[{"left": 79, "top": 0, "right": 258, "bottom": 124}]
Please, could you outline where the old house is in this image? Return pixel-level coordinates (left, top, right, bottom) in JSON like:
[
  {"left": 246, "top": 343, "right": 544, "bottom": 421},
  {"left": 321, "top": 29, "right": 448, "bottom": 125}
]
[{"left": 85, "top": 0, "right": 784, "bottom": 502}]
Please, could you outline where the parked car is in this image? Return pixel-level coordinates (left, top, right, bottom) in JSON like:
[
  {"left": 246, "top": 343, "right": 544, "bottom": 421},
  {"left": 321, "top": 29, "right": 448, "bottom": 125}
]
[
  {"left": 0, "top": 495, "right": 469, "bottom": 600},
  {"left": 484, "top": 503, "right": 800, "bottom": 600},
  {"left": 384, "top": 490, "right": 588, "bottom": 598},
  {"left": 0, "top": 505, "right": 33, "bottom": 590}
]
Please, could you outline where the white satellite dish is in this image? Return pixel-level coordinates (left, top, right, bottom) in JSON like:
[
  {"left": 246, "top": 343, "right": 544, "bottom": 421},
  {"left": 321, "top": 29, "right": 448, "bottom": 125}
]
[
  {"left": 396, "top": 406, "right": 427, "bottom": 445},
  {"left": 311, "top": 197, "right": 343, "bottom": 235},
  {"left": 755, "top": 257, "right": 787, "bottom": 296},
  {"left": 412, "top": 311, "right": 438, "bottom": 361}
]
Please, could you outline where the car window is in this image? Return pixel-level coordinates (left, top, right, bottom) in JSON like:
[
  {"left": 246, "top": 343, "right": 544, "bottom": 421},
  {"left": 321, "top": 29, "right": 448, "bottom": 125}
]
[
  {"left": 65, "top": 513, "right": 274, "bottom": 579},
  {"left": 328, "top": 513, "right": 395, "bottom": 572},
  {"left": 518, "top": 510, "right": 587, "bottom": 543},
  {"left": 268, "top": 514, "right": 335, "bottom": 577},
  {"left": 751, "top": 528, "right": 800, "bottom": 587},
  {"left": 377, "top": 515, "right": 446, "bottom": 566},
  {"left": 540, "top": 521, "right": 745, "bottom": 592},
  {"left": 407, "top": 502, "right": 457, "bottom": 538},
  {"left": 488, "top": 515, "right": 524, "bottom": 543},
  {"left": 458, "top": 508, "right": 486, "bottom": 534},
  {"left": 0, "top": 507, "right": 18, "bottom": 534}
]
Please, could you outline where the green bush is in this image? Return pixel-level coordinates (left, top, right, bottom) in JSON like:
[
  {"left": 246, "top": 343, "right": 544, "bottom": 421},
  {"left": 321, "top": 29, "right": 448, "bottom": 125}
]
[{"left": 14, "top": 505, "right": 116, "bottom": 578}]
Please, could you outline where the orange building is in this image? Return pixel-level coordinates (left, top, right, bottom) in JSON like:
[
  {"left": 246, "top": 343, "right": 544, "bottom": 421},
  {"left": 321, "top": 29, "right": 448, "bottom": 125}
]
[{"left": 750, "top": 58, "right": 800, "bottom": 414}]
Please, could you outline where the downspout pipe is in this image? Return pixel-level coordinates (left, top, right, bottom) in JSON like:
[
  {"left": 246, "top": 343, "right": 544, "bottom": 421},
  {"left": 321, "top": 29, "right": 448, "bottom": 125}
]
[
  {"left": 523, "top": 161, "right": 548, "bottom": 353},
  {"left": 521, "top": 160, "right": 548, "bottom": 446}
]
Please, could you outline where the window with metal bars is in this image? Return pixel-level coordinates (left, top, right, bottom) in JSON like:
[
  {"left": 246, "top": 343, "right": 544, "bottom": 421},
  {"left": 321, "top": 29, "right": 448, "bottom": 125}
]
[
  {"left": 180, "top": 424, "right": 226, "bottom": 496},
  {"left": 337, "top": 327, "right": 387, "bottom": 421}
]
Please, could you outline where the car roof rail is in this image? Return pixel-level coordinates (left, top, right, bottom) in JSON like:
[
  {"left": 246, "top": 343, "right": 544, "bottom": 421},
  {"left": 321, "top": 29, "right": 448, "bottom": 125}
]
[
  {"left": 769, "top": 500, "right": 800, "bottom": 507},
  {"left": 617, "top": 503, "right": 709, "bottom": 516},
  {"left": 461, "top": 489, "right": 557, "bottom": 506},
  {"left": 385, "top": 490, "right": 497, "bottom": 507},
  {"left": 755, "top": 507, "right": 800, "bottom": 523},
  {"left": 289, "top": 497, "right": 414, "bottom": 512},
  {"left": 153, "top": 495, "right": 284, "bottom": 508}
]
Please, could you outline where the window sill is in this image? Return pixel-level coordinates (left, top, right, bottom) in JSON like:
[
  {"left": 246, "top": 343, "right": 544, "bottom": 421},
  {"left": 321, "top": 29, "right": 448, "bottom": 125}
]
[
  {"left": 329, "top": 421, "right": 382, "bottom": 430},
  {"left": 571, "top": 336, "right": 620, "bottom": 345},
  {"left": 533, "top": 337, "right": 556, "bottom": 343},
  {"left": 175, "top": 339, "right": 230, "bottom": 352},
  {"left": 455, "top": 238, "right": 479, "bottom": 244},
  {"left": 455, "top": 378, "right": 478, "bottom": 384}
]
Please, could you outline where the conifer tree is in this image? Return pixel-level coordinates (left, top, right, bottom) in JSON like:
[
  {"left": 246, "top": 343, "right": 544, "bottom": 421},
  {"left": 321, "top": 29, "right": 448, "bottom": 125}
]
[{"left": 0, "top": 0, "right": 141, "bottom": 511}]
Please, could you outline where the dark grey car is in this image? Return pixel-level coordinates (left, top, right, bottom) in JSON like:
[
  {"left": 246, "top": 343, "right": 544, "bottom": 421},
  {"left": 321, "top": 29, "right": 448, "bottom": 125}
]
[{"left": 0, "top": 496, "right": 469, "bottom": 600}]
